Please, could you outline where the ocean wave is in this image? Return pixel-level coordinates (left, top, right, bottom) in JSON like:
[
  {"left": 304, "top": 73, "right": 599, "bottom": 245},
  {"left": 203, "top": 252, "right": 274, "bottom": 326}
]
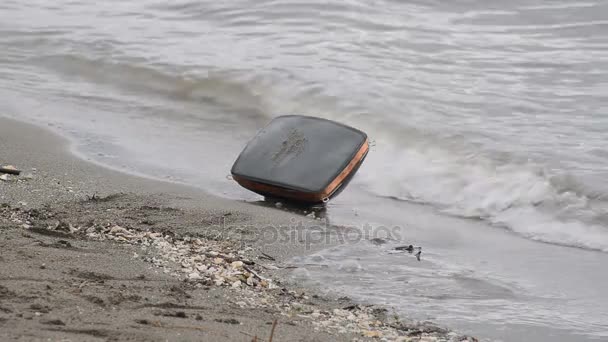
[
  {"left": 29, "top": 54, "right": 273, "bottom": 124},
  {"left": 358, "top": 137, "right": 608, "bottom": 252}
]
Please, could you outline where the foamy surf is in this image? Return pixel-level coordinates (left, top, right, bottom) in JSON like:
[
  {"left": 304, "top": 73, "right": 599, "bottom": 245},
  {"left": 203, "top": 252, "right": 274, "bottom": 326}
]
[{"left": 358, "top": 138, "right": 608, "bottom": 252}]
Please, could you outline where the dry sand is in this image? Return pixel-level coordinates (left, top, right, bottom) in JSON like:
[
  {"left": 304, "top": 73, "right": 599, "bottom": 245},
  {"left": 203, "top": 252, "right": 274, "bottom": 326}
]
[{"left": 0, "top": 117, "right": 477, "bottom": 342}]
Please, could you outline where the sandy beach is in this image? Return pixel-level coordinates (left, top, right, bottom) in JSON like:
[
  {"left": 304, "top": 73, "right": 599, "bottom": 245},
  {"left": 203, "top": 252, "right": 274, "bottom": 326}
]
[{"left": 0, "top": 117, "right": 477, "bottom": 341}]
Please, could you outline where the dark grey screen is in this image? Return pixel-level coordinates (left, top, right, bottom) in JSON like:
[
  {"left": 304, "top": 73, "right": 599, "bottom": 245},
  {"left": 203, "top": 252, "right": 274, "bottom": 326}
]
[{"left": 231, "top": 116, "right": 367, "bottom": 192}]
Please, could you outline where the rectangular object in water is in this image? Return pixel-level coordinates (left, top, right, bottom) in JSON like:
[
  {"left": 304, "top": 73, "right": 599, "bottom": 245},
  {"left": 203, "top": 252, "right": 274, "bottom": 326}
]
[{"left": 231, "top": 115, "right": 369, "bottom": 204}]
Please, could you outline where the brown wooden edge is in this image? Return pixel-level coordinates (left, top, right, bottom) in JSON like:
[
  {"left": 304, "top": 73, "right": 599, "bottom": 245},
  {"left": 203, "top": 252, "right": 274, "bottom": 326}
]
[{"left": 233, "top": 138, "right": 369, "bottom": 203}]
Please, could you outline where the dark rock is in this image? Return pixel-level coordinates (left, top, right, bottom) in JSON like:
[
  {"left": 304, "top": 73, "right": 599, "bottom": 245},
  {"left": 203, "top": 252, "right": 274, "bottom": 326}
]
[
  {"left": 41, "top": 319, "right": 65, "bottom": 326},
  {"left": 215, "top": 318, "right": 240, "bottom": 325},
  {"left": 395, "top": 245, "right": 414, "bottom": 252}
]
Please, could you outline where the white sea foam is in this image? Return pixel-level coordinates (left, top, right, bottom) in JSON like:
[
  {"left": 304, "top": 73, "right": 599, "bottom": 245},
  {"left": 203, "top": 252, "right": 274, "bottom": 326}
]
[{"left": 359, "top": 140, "right": 608, "bottom": 252}]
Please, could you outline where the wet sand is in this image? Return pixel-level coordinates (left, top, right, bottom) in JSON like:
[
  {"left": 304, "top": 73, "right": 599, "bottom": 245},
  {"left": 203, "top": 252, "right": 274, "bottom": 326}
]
[{"left": 0, "top": 117, "right": 475, "bottom": 341}]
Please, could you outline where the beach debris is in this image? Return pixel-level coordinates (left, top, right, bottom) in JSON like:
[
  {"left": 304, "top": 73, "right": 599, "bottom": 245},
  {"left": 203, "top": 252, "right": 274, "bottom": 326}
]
[
  {"left": 362, "top": 330, "right": 383, "bottom": 338},
  {"left": 1, "top": 203, "right": 472, "bottom": 342},
  {"left": 393, "top": 245, "right": 423, "bottom": 261},
  {"left": 215, "top": 318, "right": 240, "bottom": 325},
  {"left": 260, "top": 252, "right": 276, "bottom": 261},
  {"left": 40, "top": 319, "right": 66, "bottom": 326},
  {"left": 83, "top": 222, "right": 279, "bottom": 290},
  {"left": 269, "top": 319, "right": 278, "bottom": 342},
  {"left": 395, "top": 245, "right": 414, "bottom": 252},
  {"left": 0, "top": 165, "right": 21, "bottom": 175}
]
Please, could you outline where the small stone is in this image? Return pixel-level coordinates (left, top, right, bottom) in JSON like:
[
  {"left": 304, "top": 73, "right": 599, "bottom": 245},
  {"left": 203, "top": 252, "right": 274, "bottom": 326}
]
[
  {"left": 41, "top": 319, "right": 65, "bottom": 326},
  {"left": 215, "top": 318, "right": 240, "bottom": 325},
  {"left": 188, "top": 272, "right": 202, "bottom": 280},
  {"left": 231, "top": 280, "right": 241, "bottom": 288},
  {"left": 0, "top": 174, "right": 9, "bottom": 181},
  {"left": 362, "top": 330, "right": 383, "bottom": 338},
  {"left": 275, "top": 202, "right": 283, "bottom": 208},
  {"left": 213, "top": 257, "right": 224, "bottom": 264},
  {"left": 30, "top": 303, "right": 44, "bottom": 310},
  {"left": 109, "top": 225, "right": 131, "bottom": 236},
  {"left": 230, "top": 261, "right": 243, "bottom": 269},
  {"left": 40, "top": 264, "right": 46, "bottom": 269}
]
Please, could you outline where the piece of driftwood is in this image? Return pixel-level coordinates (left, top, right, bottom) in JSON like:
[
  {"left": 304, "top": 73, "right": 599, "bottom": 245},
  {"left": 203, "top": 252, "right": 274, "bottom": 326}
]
[
  {"left": 243, "top": 265, "right": 268, "bottom": 282},
  {"left": 269, "top": 319, "right": 278, "bottom": 342},
  {"left": 395, "top": 245, "right": 414, "bottom": 252},
  {"left": 0, "top": 165, "right": 21, "bottom": 175},
  {"left": 394, "top": 245, "right": 423, "bottom": 261}
]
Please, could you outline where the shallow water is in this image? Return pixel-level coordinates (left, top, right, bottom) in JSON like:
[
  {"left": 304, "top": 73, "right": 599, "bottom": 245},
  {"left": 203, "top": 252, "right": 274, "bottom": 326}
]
[{"left": 1, "top": 0, "right": 608, "bottom": 340}]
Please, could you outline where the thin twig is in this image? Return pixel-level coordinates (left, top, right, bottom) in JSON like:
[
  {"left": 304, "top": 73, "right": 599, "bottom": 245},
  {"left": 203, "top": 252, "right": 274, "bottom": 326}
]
[
  {"left": 269, "top": 319, "right": 278, "bottom": 342},
  {"left": 243, "top": 265, "right": 267, "bottom": 282},
  {"left": 260, "top": 252, "right": 276, "bottom": 261}
]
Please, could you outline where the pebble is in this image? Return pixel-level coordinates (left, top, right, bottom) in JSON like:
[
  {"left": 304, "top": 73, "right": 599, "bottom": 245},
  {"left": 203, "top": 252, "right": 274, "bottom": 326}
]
[
  {"left": 188, "top": 272, "right": 202, "bottom": 280},
  {"left": 362, "top": 330, "right": 382, "bottom": 338}
]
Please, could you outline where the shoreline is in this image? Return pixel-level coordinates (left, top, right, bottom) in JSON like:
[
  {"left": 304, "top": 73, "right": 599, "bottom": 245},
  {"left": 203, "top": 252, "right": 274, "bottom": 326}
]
[{"left": 0, "top": 116, "right": 476, "bottom": 341}]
